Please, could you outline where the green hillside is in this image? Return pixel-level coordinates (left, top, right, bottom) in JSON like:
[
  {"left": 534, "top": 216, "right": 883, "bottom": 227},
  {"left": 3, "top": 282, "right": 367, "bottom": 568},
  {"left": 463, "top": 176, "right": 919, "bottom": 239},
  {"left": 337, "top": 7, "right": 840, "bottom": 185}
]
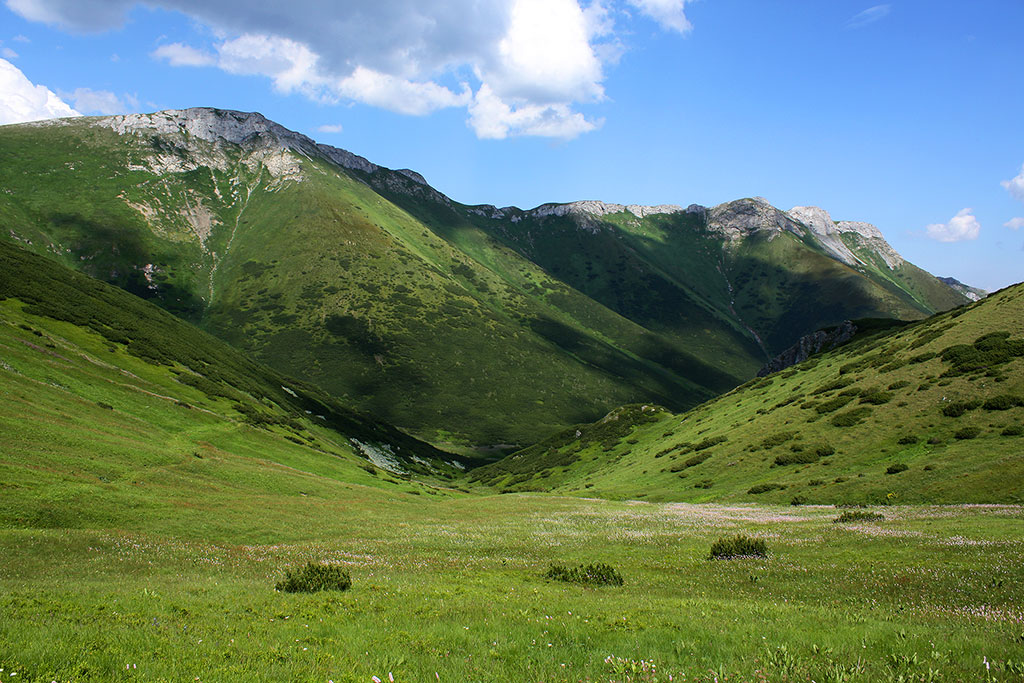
[
  {"left": 471, "top": 282, "right": 1024, "bottom": 503},
  {"left": 0, "top": 238, "right": 468, "bottom": 529},
  {"left": 0, "top": 110, "right": 967, "bottom": 447}
]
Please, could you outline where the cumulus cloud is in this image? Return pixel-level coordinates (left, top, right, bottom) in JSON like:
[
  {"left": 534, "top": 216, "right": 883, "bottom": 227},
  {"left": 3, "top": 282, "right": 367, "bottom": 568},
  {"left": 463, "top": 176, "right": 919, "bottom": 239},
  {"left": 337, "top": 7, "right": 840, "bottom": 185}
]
[
  {"left": 0, "top": 57, "right": 78, "bottom": 124},
  {"left": 846, "top": 4, "right": 891, "bottom": 29},
  {"left": 1005, "top": 217, "right": 1024, "bottom": 230},
  {"left": 316, "top": 124, "right": 343, "bottom": 134},
  {"left": 65, "top": 87, "right": 138, "bottom": 115},
  {"left": 625, "top": 0, "right": 693, "bottom": 33},
  {"left": 925, "top": 208, "right": 980, "bottom": 243},
  {"left": 7, "top": 0, "right": 688, "bottom": 139},
  {"left": 1002, "top": 164, "right": 1024, "bottom": 202}
]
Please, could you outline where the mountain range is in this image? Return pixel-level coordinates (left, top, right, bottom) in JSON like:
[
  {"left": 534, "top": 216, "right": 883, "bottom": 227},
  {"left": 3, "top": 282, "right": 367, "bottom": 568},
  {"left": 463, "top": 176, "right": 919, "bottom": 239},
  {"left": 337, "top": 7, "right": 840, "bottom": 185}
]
[{"left": 0, "top": 108, "right": 969, "bottom": 447}]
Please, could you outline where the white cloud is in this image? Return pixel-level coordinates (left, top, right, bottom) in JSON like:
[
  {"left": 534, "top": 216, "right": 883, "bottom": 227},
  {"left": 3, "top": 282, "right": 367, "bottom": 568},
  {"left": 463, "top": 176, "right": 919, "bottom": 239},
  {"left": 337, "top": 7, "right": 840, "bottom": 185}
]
[
  {"left": 925, "top": 208, "right": 980, "bottom": 243},
  {"left": 65, "top": 87, "right": 138, "bottom": 115},
  {"left": 625, "top": 0, "right": 693, "bottom": 33},
  {"left": 1002, "top": 164, "right": 1024, "bottom": 202},
  {"left": 846, "top": 4, "right": 891, "bottom": 29},
  {"left": 316, "top": 124, "right": 343, "bottom": 134},
  {"left": 13, "top": 35, "right": 31, "bottom": 43},
  {"left": 1005, "top": 217, "right": 1024, "bottom": 230},
  {"left": 0, "top": 57, "right": 78, "bottom": 124},
  {"left": 1, "top": 47, "right": 17, "bottom": 59},
  {"left": 10, "top": 0, "right": 684, "bottom": 139},
  {"left": 152, "top": 42, "right": 215, "bottom": 67}
]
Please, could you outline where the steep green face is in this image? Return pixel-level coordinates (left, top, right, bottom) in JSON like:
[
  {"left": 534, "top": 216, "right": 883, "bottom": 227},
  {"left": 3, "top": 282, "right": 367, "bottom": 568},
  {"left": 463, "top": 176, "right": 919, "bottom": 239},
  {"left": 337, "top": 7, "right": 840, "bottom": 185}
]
[
  {"left": 472, "top": 283, "right": 1023, "bottom": 504},
  {"left": 0, "top": 110, "right": 967, "bottom": 447}
]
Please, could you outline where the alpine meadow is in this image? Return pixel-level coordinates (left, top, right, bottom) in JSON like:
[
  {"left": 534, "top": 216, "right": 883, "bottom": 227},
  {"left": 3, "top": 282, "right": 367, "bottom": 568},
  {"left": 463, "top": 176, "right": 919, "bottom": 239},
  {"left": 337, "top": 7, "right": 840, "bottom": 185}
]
[{"left": 1, "top": 105, "right": 1021, "bottom": 682}]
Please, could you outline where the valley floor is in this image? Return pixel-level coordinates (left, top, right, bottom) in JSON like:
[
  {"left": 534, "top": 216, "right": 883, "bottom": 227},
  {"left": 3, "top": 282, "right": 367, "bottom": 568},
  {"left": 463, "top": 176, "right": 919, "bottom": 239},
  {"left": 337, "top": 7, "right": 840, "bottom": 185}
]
[{"left": 2, "top": 496, "right": 1022, "bottom": 682}]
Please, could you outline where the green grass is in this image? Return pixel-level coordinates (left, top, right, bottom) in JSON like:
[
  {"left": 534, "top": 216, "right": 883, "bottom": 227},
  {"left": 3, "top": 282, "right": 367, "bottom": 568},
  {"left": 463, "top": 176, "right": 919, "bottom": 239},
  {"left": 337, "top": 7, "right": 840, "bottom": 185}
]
[{"left": 472, "top": 282, "right": 1024, "bottom": 504}]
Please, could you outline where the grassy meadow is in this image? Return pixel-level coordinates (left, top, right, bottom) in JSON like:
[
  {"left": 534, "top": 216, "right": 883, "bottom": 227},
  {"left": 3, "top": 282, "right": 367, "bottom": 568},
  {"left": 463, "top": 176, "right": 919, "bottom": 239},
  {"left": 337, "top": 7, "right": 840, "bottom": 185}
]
[{"left": 1, "top": 496, "right": 1023, "bottom": 682}]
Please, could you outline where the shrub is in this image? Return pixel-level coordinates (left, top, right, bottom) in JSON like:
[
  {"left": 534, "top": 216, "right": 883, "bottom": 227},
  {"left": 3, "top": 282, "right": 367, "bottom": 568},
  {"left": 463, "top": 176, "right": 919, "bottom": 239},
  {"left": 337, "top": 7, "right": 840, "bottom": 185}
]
[
  {"left": 831, "top": 407, "right": 872, "bottom": 427},
  {"left": 693, "top": 435, "right": 727, "bottom": 451},
  {"left": 833, "top": 511, "right": 885, "bottom": 523},
  {"left": 954, "top": 426, "right": 981, "bottom": 440},
  {"left": 815, "top": 444, "right": 836, "bottom": 457},
  {"left": 790, "top": 495, "right": 807, "bottom": 506},
  {"left": 748, "top": 483, "right": 785, "bottom": 495},
  {"left": 812, "top": 377, "right": 854, "bottom": 395},
  {"left": 710, "top": 535, "right": 767, "bottom": 559},
  {"left": 896, "top": 435, "right": 919, "bottom": 445},
  {"left": 815, "top": 396, "right": 855, "bottom": 414},
  {"left": 983, "top": 395, "right": 1024, "bottom": 411},
  {"left": 885, "top": 463, "right": 909, "bottom": 475},
  {"left": 888, "top": 380, "right": 911, "bottom": 390},
  {"left": 683, "top": 452, "right": 712, "bottom": 468},
  {"left": 774, "top": 451, "right": 819, "bottom": 466},
  {"left": 941, "top": 400, "right": 982, "bottom": 417},
  {"left": 275, "top": 563, "right": 352, "bottom": 593},
  {"left": 545, "top": 562, "right": 623, "bottom": 586},
  {"left": 760, "top": 431, "right": 797, "bottom": 449},
  {"left": 1002, "top": 425, "right": 1023, "bottom": 436},
  {"left": 860, "top": 391, "right": 893, "bottom": 405}
]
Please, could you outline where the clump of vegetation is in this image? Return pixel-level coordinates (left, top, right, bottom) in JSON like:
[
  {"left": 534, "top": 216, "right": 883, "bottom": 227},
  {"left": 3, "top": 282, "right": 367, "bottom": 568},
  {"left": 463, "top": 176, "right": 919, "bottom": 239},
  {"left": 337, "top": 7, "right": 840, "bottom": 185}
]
[
  {"left": 759, "top": 431, "right": 797, "bottom": 449},
  {"left": 859, "top": 390, "right": 893, "bottom": 405},
  {"left": 886, "top": 463, "right": 909, "bottom": 475},
  {"left": 748, "top": 483, "right": 785, "bottom": 495},
  {"left": 954, "top": 426, "right": 981, "bottom": 440},
  {"left": 815, "top": 395, "right": 855, "bottom": 414},
  {"left": 834, "top": 511, "right": 885, "bottom": 523},
  {"left": 982, "top": 395, "right": 1024, "bottom": 411},
  {"left": 545, "top": 562, "right": 623, "bottom": 586},
  {"left": 896, "top": 435, "right": 919, "bottom": 445},
  {"left": 275, "top": 563, "right": 352, "bottom": 593},
  {"left": 812, "top": 377, "right": 854, "bottom": 395},
  {"left": 692, "top": 435, "right": 727, "bottom": 451},
  {"left": 831, "top": 407, "right": 872, "bottom": 427},
  {"left": 941, "top": 400, "right": 982, "bottom": 417},
  {"left": 1002, "top": 425, "right": 1023, "bottom": 436},
  {"left": 710, "top": 535, "right": 767, "bottom": 559},
  {"left": 789, "top": 495, "right": 807, "bottom": 506},
  {"left": 774, "top": 451, "right": 819, "bottom": 466},
  {"left": 940, "top": 331, "right": 1024, "bottom": 377}
]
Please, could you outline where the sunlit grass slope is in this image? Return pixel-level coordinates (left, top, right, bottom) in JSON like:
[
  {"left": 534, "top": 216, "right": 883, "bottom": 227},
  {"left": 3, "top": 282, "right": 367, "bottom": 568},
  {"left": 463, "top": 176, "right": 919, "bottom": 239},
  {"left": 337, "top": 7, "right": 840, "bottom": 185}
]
[
  {"left": 0, "top": 239, "right": 467, "bottom": 524},
  {"left": 472, "top": 283, "right": 1024, "bottom": 503}
]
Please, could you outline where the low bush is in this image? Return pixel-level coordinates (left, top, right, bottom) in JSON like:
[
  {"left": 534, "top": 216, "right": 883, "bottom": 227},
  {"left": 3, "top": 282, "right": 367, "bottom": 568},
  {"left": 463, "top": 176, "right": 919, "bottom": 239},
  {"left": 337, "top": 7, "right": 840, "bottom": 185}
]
[
  {"left": 831, "top": 407, "right": 872, "bottom": 427},
  {"left": 710, "top": 535, "right": 767, "bottom": 559},
  {"left": 789, "top": 495, "right": 807, "bottom": 506},
  {"left": 859, "top": 390, "right": 893, "bottom": 405},
  {"left": 692, "top": 435, "right": 727, "bottom": 451},
  {"left": 954, "top": 426, "right": 981, "bottom": 440},
  {"left": 1002, "top": 425, "right": 1023, "bottom": 436},
  {"left": 885, "top": 463, "right": 909, "bottom": 475},
  {"left": 545, "top": 562, "right": 623, "bottom": 586},
  {"left": 774, "top": 451, "right": 819, "bottom": 466},
  {"left": 748, "top": 483, "right": 785, "bottom": 495},
  {"left": 896, "top": 435, "right": 919, "bottom": 445},
  {"left": 759, "top": 431, "right": 797, "bottom": 449},
  {"left": 815, "top": 396, "right": 855, "bottom": 414},
  {"left": 982, "top": 395, "right": 1024, "bottom": 411},
  {"left": 275, "top": 563, "right": 352, "bottom": 593},
  {"left": 888, "top": 380, "right": 911, "bottom": 390},
  {"left": 834, "top": 511, "right": 885, "bottom": 523},
  {"left": 941, "top": 400, "right": 982, "bottom": 417}
]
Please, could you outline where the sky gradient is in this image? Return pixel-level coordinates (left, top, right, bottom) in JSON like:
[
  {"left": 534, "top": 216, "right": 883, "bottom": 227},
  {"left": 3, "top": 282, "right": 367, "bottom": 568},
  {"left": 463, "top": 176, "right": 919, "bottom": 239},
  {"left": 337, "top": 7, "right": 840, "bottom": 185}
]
[{"left": 1, "top": 0, "right": 1022, "bottom": 291}]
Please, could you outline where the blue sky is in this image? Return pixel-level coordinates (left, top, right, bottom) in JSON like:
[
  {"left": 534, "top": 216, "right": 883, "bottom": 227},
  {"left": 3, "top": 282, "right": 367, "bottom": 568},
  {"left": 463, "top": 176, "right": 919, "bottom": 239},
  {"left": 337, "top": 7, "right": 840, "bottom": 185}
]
[{"left": 1, "top": 0, "right": 1022, "bottom": 290}]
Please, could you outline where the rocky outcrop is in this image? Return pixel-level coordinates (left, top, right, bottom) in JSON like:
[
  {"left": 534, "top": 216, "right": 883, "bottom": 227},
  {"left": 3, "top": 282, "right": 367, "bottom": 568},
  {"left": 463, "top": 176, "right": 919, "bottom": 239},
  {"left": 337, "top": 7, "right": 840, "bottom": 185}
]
[
  {"left": 757, "top": 320, "right": 858, "bottom": 376},
  {"left": 707, "top": 197, "right": 806, "bottom": 241},
  {"left": 938, "top": 277, "right": 986, "bottom": 302}
]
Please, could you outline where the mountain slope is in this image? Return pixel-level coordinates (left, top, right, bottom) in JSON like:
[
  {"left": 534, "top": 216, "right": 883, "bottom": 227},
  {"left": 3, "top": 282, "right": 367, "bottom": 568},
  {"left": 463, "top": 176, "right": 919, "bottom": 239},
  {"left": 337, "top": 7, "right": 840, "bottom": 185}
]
[
  {"left": 0, "top": 109, "right": 967, "bottom": 446},
  {"left": 0, "top": 238, "right": 468, "bottom": 522},
  {"left": 470, "top": 282, "right": 1024, "bottom": 503}
]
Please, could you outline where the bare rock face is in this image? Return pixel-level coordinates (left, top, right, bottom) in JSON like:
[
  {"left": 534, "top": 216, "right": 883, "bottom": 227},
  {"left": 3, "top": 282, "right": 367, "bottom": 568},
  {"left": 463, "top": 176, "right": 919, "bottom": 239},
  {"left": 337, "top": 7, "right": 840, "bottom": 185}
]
[
  {"left": 757, "top": 320, "right": 858, "bottom": 376},
  {"left": 938, "top": 276, "right": 986, "bottom": 302},
  {"left": 786, "top": 206, "right": 860, "bottom": 267},
  {"left": 835, "top": 220, "right": 904, "bottom": 269},
  {"left": 707, "top": 197, "right": 805, "bottom": 241},
  {"left": 527, "top": 200, "right": 684, "bottom": 220}
]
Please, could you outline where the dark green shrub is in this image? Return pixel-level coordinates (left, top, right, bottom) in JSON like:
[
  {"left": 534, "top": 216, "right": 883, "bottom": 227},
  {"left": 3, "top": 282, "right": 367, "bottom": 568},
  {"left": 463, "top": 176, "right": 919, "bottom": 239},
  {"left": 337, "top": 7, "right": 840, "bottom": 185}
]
[
  {"left": 97, "top": 401, "right": 114, "bottom": 410},
  {"left": 940, "top": 400, "right": 982, "bottom": 417},
  {"left": 1002, "top": 425, "right": 1023, "bottom": 436},
  {"left": 860, "top": 391, "right": 893, "bottom": 405},
  {"left": 812, "top": 377, "right": 854, "bottom": 395},
  {"left": 808, "top": 479, "right": 824, "bottom": 486},
  {"left": 760, "top": 431, "right": 797, "bottom": 448},
  {"left": 896, "top": 435, "right": 918, "bottom": 445},
  {"left": 954, "top": 426, "right": 981, "bottom": 440},
  {"left": 815, "top": 444, "right": 835, "bottom": 457},
  {"left": 275, "top": 563, "right": 352, "bottom": 593},
  {"left": 774, "top": 451, "right": 819, "bottom": 466},
  {"left": 886, "top": 463, "right": 909, "bottom": 475},
  {"left": 888, "top": 380, "right": 911, "bottom": 390},
  {"left": 815, "top": 396, "right": 855, "bottom": 414},
  {"left": 983, "top": 395, "right": 1023, "bottom": 411},
  {"left": 831, "top": 407, "right": 872, "bottom": 427},
  {"left": 683, "top": 452, "right": 712, "bottom": 468},
  {"left": 693, "top": 435, "right": 727, "bottom": 451},
  {"left": 710, "top": 535, "right": 767, "bottom": 559},
  {"left": 545, "top": 562, "right": 623, "bottom": 586},
  {"left": 747, "top": 483, "right": 785, "bottom": 495},
  {"left": 833, "top": 511, "right": 884, "bottom": 523},
  {"left": 694, "top": 479, "right": 714, "bottom": 489},
  {"left": 790, "top": 495, "right": 807, "bottom": 506}
]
